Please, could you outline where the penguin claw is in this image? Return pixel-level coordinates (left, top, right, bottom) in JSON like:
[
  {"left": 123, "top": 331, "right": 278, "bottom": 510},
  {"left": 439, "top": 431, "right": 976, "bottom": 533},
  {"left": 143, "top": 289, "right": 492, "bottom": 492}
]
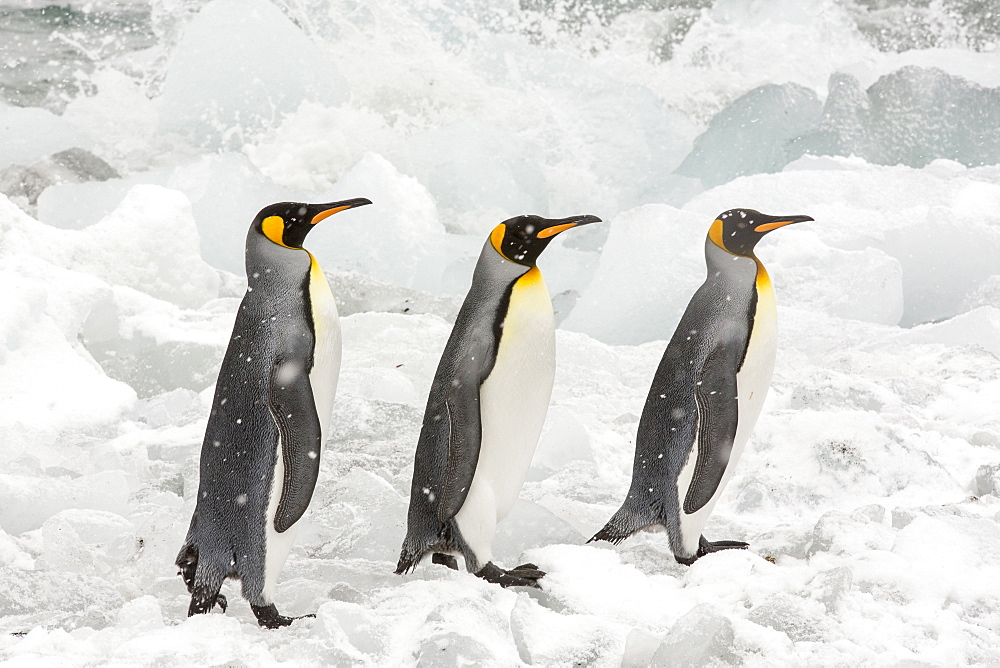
[
  {"left": 675, "top": 535, "right": 750, "bottom": 566},
  {"left": 476, "top": 562, "right": 545, "bottom": 589},
  {"left": 251, "top": 604, "right": 315, "bottom": 629}
]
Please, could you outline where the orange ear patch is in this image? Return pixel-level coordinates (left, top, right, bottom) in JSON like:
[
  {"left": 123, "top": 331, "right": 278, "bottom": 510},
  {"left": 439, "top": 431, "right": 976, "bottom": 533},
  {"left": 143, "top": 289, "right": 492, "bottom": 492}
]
[
  {"left": 708, "top": 219, "right": 726, "bottom": 250},
  {"left": 490, "top": 223, "right": 508, "bottom": 258},
  {"left": 262, "top": 216, "right": 290, "bottom": 247}
]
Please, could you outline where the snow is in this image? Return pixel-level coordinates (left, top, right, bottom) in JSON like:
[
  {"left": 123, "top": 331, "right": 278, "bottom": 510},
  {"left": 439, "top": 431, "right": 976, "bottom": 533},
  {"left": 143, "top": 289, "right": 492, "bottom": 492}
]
[{"left": 1, "top": 0, "right": 999, "bottom": 664}]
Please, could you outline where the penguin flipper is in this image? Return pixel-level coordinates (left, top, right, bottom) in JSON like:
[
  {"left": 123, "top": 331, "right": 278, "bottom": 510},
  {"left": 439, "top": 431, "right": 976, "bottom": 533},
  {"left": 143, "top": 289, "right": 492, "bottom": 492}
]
[
  {"left": 435, "top": 393, "right": 483, "bottom": 522},
  {"left": 682, "top": 345, "right": 740, "bottom": 514},
  {"left": 269, "top": 358, "right": 324, "bottom": 533}
]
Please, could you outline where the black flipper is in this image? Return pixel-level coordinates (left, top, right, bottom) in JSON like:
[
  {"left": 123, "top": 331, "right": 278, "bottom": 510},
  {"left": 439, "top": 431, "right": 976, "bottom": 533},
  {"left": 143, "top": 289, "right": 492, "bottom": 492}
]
[
  {"left": 476, "top": 562, "right": 545, "bottom": 589},
  {"left": 436, "top": 393, "right": 483, "bottom": 523},
  {"left": 683, "top": 344, "right": 741, "bottom": 514},
  {"left": 269, "top": 357, "right": 323, "bottom": 534},
  {"left": 251, "top": 603, "right": 316, "bottom": 629},
  {"left": 675, "top": 535, "right": 749, "bottom": 565}
]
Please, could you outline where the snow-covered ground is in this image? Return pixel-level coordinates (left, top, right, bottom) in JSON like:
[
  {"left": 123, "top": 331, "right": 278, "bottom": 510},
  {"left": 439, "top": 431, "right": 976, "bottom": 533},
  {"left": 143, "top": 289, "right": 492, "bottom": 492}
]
[{"left": 1, "top": 0, "right": 999, "bottom": 664}]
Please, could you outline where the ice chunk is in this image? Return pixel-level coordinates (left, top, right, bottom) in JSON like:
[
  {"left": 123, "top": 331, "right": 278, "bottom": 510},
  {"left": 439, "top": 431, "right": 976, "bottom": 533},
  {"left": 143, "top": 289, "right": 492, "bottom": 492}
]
[
  {"left": 0, "top": 147, "right": 120, "bottom": 213},
  {"left": 562, "top": 204, "right": 707, "bottom": 345},
  {"left": 650, "top": 603, "right": 738, "bottom": 666},
  {"left": 531, "top": 408, "right": 594, "bottom": 474},
  {"left": 0, "top": 106, "right": 94, "bottom": 171},
  {"left": 328, "top": 270, "right": 461, "bottom": 321},
  {"left": 80, "top": 288, "right": 231, "bottom": 398},
  {"left": 306, "top": 153, "right": 461, "bottom": 294},
  {"left": 809, "top": 567, "right": 854, "bottom": 613},
  {"left": 767, "top": 229, "right": 904, "bottom": 325},
  {"left": 0, "top": 566, "right": 124, "bottom": 631},
  {"left": 0, "top": 471, "right": 130, "bottom": 535},
  {"left": 792, "top": 72, "right": 872, "bottom": 160},
  {"left": 892, "top": 307, "right": 1000, "bottom": 358},
  {"left": 63, "top": 185, "right": 220, "bottom": 308},
  {"left": 493, "top": 500, "right": 588, "bottom": 566},
  {"left": 621, "top": 627, "right": 662, "bottom": 668},
  {"left": 156, "top": 0, "right": 347, "bottom": 149},
  {"left": 807, "top": 507, "right": 892, "bottom": 557},
  {"left": 675, "top": 83, "right": 823, "bottom": 188},
  {"left": 866, "top": 66, "right": 1000, "bottom": 169},
  {"left": 394, "top": 119, "right": 549, "bottom": 231},
  {"left": 39, "top": 509, "right": 135, "bottom": 576},
  {"left": 415, "top": 631, "right": 497, "bottom": 666},
  {"left": 974, "top": 464, "right": 1000, "bottom": 497},
  {"left": 510, "top": 594, "right": 625, "bottom": 665},
  {"left": 747, "top": 593, "right": 831, "bottom": 643}
]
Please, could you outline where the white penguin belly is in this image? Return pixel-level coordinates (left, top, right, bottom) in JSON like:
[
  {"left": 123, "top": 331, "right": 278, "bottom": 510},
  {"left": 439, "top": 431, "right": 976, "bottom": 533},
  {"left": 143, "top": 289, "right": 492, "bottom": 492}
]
[
  {"left": 676, "top": 274, "right": 777, "bottom": 555},
  {"left": 262, "top": 258, "right": 341, "bottom": 602},
  {"left": 454, "top": 267, "right": 555, "bottom": 567}
]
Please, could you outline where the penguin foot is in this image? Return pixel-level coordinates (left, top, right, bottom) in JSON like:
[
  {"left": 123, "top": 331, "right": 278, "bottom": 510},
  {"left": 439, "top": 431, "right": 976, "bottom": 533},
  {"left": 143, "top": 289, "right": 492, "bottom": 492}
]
[
  {"left": 250, "top": 603, "right": 315, "bottom": 629},
  {"left": 476, "top": 562, "right": 545, "bottom": 589},
  {"left": 675, "top": 535, "right": 749, "bottom": 566},
  {"left": 432, "top": 553, "right": 459, "bottom": 570}
]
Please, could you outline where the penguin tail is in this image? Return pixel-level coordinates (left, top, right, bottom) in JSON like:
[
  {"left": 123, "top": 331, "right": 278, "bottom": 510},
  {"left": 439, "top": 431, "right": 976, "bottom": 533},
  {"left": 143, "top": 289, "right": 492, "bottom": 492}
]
[
  {"left": 588, "top": 500, "right": 660, "bottom": 546},
  {"left": 175, "top": 542, "right": 229, "bottom": 616}
]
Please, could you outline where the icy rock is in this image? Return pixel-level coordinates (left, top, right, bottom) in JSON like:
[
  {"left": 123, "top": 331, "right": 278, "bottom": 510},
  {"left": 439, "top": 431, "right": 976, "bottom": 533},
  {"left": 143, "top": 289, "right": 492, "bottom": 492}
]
[
  {"left": 39, "top": 509, "right": 136, "bottom": 576},
  {"left": 974, "top": 464, "right": 1000, "bottom": 497},
  {"left": 894, "top": 307, "right": 1000, "bottom": 357},
  {"left": 675, "top": 83, "right": 822, "bottom": 188},
  {"left": 807, "top": 507, "right": 892, "bottom": 557},
  {"left": 493, "top": 500, "right": 588, "bottom": 566},
  {"left": 0, "top": 566, "right": 124, "bottom": 630},
  {"left": 510, "top": 594, "right": 625, "bottom": 665},
  {"left": 810, "top": 566, "right": 854, "bottom": 613},
  {"left": 62, "top": 185, "right": 220, "bottom": 308},
  {"left": 768, "top": 231, "right": 904, "bottom": 325},
  {"left": 80, "top": 289, "right": 230, "bottom": 398},
  {"left": 157, "top": 0, "right": 346, "bottom": 149},
  {"left": 866, "top": 66, "right": 1000, "bottom": 169},
  {"left": 650, "top": 604, "right": 737, "bottom": 667},
  {"left": 307, "top": 153, "right": 458, "bottom": 294},
  {"left": 0, "top": 471, "right": 130, "bottom": 535},
  {"left": 963, "top": 275, "right": 1000, "bottom": 311},
  {"left": 792, "top": 72, "right": 871, "bottom": 160},
  {"left": 891, "top": 503, "right": 976, "bottom": 530},
  {"left": 328, "top": 270, "right": 462, "bottom": 321},
  {"left": 563, "top": 204, "right": 706, "bottom": 345},
  {"left": 0, "top": 148, "right": 120, "bottom": 211},
  {"left": 395, "top": 119, "right": 549, "bottom": 228},
  {"left": 414, "top": 632, "right": 496, "bottom": 666},
  {"left": 302, "top": 468, "right": 407, "bottom": 560},
  {"left": 115, "top": 596, "right": 165, "bottom": 633},
  {"left": 0, "top": 106, "right": 94, "bottom": 171},
  {"left": 531, "top": 408, "right": 595, "bottom": 474},
  {"left": 622, "top": 627, "right": 662, "bottom": 668},
  {"left": 747, "top": 593, "right": 830, "bottom": 643}
]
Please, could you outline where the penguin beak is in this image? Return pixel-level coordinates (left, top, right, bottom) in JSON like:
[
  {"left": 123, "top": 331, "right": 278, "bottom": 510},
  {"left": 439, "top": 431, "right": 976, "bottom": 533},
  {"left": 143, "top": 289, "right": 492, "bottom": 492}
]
[
  {"left": 753, "top": 214, "right": 814, "bottom": 234},
  {"left": 310, "top": 198, "right": 373, "bottom": 224},
  {"left": 536, "top": 214, "right": 602, "bottom": 239}
]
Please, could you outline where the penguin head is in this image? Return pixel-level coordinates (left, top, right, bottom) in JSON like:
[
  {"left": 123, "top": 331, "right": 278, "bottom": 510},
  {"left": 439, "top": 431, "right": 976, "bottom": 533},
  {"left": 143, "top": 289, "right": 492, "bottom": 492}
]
[
  {"left": 252, "top": 198, "right": 372, "bottom": 249},
  {"left": 488, "top": 214, "right": 602, "bottom": 267},
  {"left": 708, "top": 209, "right": 813, "bottom": 256}
]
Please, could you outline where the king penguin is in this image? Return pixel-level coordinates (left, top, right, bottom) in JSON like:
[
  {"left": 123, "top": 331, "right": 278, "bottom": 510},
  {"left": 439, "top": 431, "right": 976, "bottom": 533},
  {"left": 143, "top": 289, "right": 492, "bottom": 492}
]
[
  {"left": 176, "top": 197, "right": 371, "bottom": 628},
  {"left": 396, "top": 213, "right": 601, "bottom": 587},
  {"left": 592, "top": 209, "right": 812, "bottom": 564}
]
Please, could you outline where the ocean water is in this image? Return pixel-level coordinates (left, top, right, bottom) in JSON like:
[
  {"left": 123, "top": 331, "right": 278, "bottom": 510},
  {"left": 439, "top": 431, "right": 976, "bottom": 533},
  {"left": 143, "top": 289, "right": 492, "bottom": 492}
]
[{"left": 1, "top": 0, "right": 999, "bottom": 664}]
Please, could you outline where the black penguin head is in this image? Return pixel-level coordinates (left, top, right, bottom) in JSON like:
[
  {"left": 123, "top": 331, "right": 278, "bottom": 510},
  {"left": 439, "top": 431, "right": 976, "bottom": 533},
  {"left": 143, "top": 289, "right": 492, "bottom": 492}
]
[
  {"left": 253, "top": 197, "right": 372, "bottom": 249},
  {"left": 488, "top": 213, "right": 602, "bottom": 266},
  {"left": 708, "top": 208, "right": 814, "bottom": 256}
]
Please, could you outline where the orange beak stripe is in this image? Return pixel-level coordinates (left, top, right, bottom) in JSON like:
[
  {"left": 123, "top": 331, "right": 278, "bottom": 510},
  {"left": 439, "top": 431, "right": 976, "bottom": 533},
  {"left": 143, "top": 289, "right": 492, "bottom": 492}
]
[
  {"left": 755, "top": 219, "right": 799, "bottom": 233},
  {"left": 537, "top": 222, "right": 578, "bottom": 239},
  {"left": 311, "top": 205, "right": 353, "bottom": 225}
]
